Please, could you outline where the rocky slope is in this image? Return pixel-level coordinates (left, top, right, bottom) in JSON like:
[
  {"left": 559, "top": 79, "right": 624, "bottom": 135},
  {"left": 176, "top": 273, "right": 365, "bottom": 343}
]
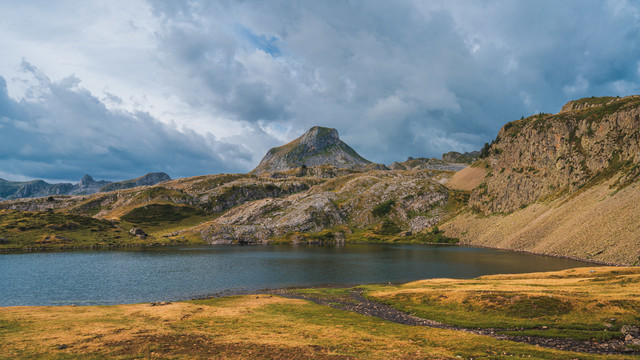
[
  {"left": 441, "top": 151, "right": 480, "bottom": 164},
  {"left": 440, "top": 95, "right": 640, "bottom": 265},
  {"left": 469, "top": 95, "right": 640, "bottom": 213},
  {"left": 251, "top": 126, "right": 373, "bottom": 175},
  {"left": 194, "top": 170, "right": 449, "bottom": 244},
  {"left": 99, "top": 172, "right": 171, "bottom": 192},
  {"left": 389, "top": 157, "right": 467, "bottom": 172}
]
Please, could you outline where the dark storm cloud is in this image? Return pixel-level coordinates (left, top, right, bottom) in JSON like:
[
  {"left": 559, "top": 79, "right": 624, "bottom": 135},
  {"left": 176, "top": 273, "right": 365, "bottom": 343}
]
[
  {"left": 2, "top": 0, "right": 640, "bottom": 179},
  {"left": 0, "top": 62, "right": 251, "bottom": 182}
]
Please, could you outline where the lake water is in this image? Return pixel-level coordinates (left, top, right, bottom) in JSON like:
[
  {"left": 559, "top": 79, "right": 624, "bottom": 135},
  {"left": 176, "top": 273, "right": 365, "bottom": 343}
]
[{"left": 0, "top": 244, "right": 596, "bottom": 306}]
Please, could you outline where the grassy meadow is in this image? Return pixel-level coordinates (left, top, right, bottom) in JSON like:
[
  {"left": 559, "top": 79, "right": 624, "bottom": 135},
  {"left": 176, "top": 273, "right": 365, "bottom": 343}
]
[{"left": 1, "top": 266, "right": 639, "bottom": 359}]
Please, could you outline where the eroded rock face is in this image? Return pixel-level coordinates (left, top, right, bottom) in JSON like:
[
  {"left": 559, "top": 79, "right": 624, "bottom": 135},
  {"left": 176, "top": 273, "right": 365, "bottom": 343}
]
[
  {"left": 251, "top": 126, "right": 372, "bottom": 175},
  {"left": 470, "top": 96, "right": 640, "bottom": 214},
  {"left": 197, "top": 171, "right": 449, "bottom": 244}
]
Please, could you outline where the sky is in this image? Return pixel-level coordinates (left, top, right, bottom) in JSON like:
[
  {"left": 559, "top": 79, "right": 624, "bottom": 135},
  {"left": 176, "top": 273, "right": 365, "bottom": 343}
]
[{"left": 1, "top": 0, "right": 639, "bottom": 182}]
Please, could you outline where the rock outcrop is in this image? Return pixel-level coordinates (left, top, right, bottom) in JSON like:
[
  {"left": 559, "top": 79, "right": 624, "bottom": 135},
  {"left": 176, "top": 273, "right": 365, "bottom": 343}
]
[
  {"left": 251, "top": 126, "right": 372, "bottom": 175},
  {"left": 469, "top": 95, "right": 640, "bottom": 213},
  {"left": 99, "top": 172, "right": 171, "bottom": 192},
  {"left": 389, "top": 157, "right": 467, "bottom": 172},
  {"left": 441, "top": 151, "right": 480, "bottom": 164},
  {"left": 196, "top": 170, "right": 448, "bottom": 244}
]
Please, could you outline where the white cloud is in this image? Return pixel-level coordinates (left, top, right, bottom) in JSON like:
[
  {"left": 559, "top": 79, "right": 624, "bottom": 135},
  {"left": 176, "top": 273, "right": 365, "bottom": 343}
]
[{"left": 563, "top": 76, "right": 590, "bottom": 96}]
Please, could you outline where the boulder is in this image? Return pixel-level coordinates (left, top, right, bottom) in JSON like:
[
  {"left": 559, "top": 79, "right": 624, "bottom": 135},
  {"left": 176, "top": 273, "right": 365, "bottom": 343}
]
[{"left": 129, "top": 228, "right": 148, "bottom": 239}]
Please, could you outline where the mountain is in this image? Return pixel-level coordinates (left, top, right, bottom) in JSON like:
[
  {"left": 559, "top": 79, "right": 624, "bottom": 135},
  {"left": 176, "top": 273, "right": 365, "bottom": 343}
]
[
  {"left": 3, "top": 98, "right": 640, "bottom": 265},
  {"left": 99, "top": 172, "right": 171, "bottom": 192},
  {"left": 0, "top": 179, "right": 51, "bottom": 199},
  {"left": 0, "top": 172, "right": 172, "bottom": 200},
  {"left": 251, "top": 126, "right": 372, "bottom": 175},
  {"left": 442, "top": 95, "right": 640, "bottom": 265}
]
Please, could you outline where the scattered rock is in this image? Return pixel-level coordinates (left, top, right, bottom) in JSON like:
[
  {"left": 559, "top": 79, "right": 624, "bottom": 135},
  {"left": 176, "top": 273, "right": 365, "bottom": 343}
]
[
  {"left": 150, "top": 301, "right": 172, "bottom": 306},
  {"left": 626, "top": 335, "right": 634, "bottom": 342},
  {"left": 0, "top": 237, "right": 8, "bottom": 244},
  {"left": 40, "top": 235, "right": 71, "bottom": 244},
  {"left": 129, "top": 228, "right": 148, "bottom": 239},
  {"left": 621, "top": 325, "right": 640, "bottom": 337}
]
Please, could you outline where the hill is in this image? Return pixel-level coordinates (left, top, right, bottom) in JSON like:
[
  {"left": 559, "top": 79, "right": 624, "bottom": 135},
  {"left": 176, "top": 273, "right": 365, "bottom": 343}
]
[
  {"left": 442, "top": 95, "right": 640, "bottom": 265},
  {"left": 251, "top": 126, "right": 373, "bottom": 175},
  {"left": 99, "top": 172, "right": 171, "bottom": 192}
]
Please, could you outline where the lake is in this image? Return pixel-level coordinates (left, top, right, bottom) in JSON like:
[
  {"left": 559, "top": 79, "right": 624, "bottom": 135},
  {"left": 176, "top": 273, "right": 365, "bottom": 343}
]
[{"left": 0, "top": 244, "right": 596, "bottom": 306}]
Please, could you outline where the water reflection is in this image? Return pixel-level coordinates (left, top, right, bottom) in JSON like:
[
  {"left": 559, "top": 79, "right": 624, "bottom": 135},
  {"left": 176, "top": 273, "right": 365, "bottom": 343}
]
[{"left": 0, "top": 244, "right": 596, "bottom": 306}]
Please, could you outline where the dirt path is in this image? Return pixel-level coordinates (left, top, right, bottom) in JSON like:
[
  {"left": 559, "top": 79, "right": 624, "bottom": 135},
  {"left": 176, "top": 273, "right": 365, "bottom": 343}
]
[{"left": 265, "top": 288, "right": 637, "bottom": 356}]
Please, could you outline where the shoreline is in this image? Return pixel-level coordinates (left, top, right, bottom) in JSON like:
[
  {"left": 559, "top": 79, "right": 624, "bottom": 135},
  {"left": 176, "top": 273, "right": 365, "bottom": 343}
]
[{"left": 0, "top": 239, "right": 629, "bottom": 266}]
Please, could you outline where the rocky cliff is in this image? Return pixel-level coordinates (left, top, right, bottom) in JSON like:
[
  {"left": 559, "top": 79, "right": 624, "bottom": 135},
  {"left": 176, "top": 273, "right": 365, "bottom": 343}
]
[
  {"left": 469, "top": 95, "right": 640, "bottom": 213},
  {"left": 251, "top": 126, "right": 372, "bottom": 175}
]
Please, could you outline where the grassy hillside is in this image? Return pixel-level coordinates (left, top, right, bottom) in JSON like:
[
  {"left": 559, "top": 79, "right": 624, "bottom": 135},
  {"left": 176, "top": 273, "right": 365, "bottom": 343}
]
[{"left": 442, "top": 172, "right": 640, "bottom": 265}]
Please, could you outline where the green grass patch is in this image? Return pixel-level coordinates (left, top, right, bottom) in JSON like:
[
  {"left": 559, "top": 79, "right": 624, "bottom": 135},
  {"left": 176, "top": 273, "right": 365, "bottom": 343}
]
[
  {"left": 371, "top": 199, "right": 395, "bottom": 217},
  {"left": 121, "top": 204, "right": 204, "bottom": 224}
]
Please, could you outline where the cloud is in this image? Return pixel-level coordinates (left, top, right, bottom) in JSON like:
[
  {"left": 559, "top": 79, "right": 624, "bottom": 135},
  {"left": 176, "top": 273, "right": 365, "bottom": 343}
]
[
  {"left": 0, "top": 62, "right": 251, "bottom": 182},
  {"left": 1, "top": 0, "right": 640, "bottom": 178}
]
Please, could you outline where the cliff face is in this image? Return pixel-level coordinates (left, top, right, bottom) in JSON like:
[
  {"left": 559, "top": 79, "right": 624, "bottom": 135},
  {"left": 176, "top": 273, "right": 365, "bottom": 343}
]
[
  {"left": 470, "top": 95, "right": 640, "bottom": 213},
  {"left": 251, "top": 126, "right": 372, "bottom": 175}
]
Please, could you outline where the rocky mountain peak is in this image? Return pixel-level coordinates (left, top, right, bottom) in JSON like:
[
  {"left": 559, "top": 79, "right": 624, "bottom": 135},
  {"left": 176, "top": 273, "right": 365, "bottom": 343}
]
[
  {"left": 299, "top": 126, "right": 340, "bottom": 148},
  {"left": 78, "top": 174, "right": 95, "bottom": 188},
  {"left": 251, "top": 126, "right": 372, "bottom": 175}
]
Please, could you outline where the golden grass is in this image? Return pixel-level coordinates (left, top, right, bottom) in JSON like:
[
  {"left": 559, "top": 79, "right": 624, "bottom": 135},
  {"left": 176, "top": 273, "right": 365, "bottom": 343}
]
[
  {"left": 366, "top": 267, "right": 640, "bottom": 333},
  {"left": 445, "top": 166, "right": 486, "bottom": 191},
  {"left": 1, "top": 269, "right": 636, "bottom": 359},
  {"left": 442, "top": 177, "right": 640, "bottom": 265}
]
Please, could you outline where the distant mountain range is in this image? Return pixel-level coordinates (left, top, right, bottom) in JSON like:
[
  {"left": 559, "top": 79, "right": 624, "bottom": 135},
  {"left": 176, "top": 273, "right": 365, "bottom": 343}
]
[{"left": 0, "top": 172, "right": 171, "bottom": 200}]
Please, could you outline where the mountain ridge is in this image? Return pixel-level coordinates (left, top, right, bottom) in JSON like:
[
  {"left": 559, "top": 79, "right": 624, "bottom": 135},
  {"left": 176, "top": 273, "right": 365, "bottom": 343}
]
[{"left": 0, "top": 172, "right": 171, "bottom": 200}]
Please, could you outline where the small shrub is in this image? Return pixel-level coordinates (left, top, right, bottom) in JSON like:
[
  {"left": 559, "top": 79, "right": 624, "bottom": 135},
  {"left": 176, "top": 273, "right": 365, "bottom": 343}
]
[
  {"left": 372, "top": 199, "right": 395, "bottom": 217},
  {"left": 374, "top": 219, "right": 401, "bottom": 235}
]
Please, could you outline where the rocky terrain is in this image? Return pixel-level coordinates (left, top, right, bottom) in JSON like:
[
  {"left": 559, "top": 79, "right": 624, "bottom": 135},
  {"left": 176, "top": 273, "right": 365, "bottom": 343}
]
[
  {"left": 2, "top": 99, "right": 640, "bottom": 265},
  {"left": 389, "top": 157, "right": 467, "bottom": 172},
  {"left": 441, "top": 150, "right": 480, "bottom": 164},
  {"left": 251, "top": 126, "right": 374, "bottom": 175},
  {"left": 194, "top": 170, "right": 449, "bottom": 244},
  {"left": 469, "top": 95, "right": 640, "bottom": 213},
  {"left": 441, "top": 95, "right": 640, "bottom": 265},
  {"left": 99, "top": 172, "right": 171, "bottom": 192}
]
